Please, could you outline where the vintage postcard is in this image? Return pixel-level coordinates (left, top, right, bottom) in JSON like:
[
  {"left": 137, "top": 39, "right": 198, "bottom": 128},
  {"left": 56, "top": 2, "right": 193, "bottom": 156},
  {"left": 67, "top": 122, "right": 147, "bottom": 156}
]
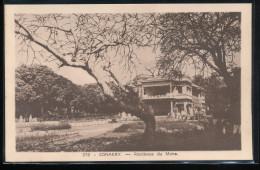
[{"left": 5, "top": 4, "right": 253, "bottom": 162}]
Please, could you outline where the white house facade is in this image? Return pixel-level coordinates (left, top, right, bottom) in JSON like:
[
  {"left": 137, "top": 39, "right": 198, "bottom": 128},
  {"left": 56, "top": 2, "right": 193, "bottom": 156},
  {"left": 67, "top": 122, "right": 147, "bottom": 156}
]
[{"left": 136, "top": 77, "right": 206, "bottom": 117}]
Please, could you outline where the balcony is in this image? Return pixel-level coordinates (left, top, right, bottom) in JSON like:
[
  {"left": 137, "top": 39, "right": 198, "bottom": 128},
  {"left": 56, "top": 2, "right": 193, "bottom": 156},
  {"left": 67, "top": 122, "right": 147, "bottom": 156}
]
[
  {"left": 142, "top": 93, "right": 172, "bottom": 99},
  {"left": 141, "top": 93, "right": 192, "bottom": 100},
  {"left": 192, "top": 96, "right": 205, "bottom": 104}
]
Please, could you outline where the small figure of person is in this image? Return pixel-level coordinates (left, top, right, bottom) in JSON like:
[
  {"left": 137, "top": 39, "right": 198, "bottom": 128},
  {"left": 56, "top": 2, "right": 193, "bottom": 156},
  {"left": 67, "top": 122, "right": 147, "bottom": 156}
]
[
  {"left": 194, "top": 108, "right": 199, "bottom": 120},
  {"left": 173, "top": 106, "right": 178, "bottom": 118},
  {"left": 176, "top": 111, "right": 181, "bottom": 119},
  {"left": 181, "top": 109, "right": 187, "bottom": 120},
  {"left": 201, "top": 110, "right": 206, "bottom": 119}
]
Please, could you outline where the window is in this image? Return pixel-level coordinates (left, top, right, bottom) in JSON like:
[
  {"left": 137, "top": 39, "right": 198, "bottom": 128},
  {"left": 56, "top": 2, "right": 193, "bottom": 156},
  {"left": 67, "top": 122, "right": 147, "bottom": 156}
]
[
  {"left": 144, "top": 88, "right": 148, "bottom": 95},
  {"left": 177, "top": 86, "right": 182, "bottom": 94},
  {"left": 187, "top": 86, "right": 191, "bottom": 93},
  {"left": 144, "top": 86, "right": 170, "bottom": 96}
]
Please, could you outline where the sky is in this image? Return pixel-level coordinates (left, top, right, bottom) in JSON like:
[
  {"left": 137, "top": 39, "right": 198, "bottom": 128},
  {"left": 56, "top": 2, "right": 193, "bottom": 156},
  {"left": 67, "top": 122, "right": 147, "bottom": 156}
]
[
  {"left": 16, "top": 46, "right": 160, "bottom": 85},
  {"left": 55, "top": 47, "right": 159, "bottom": 85},
  {"left": 16, "top": 45, "right": 241, "bottom": 86},
  {"left": 15, "top": 13, "right": 241, "bottom": 86}
]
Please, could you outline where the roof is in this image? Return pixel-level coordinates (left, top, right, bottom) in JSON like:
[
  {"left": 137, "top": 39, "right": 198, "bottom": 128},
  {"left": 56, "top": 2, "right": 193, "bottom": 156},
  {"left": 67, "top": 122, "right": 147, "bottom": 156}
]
[
  {"left": 137, "top": 76, "right": 205, "bottom": 91},
  {"left": 139, "top": 76, "right": 193, "bottom": 84},
  {"left": 191, "top": 83, "right": 205, "bottom": 91}
]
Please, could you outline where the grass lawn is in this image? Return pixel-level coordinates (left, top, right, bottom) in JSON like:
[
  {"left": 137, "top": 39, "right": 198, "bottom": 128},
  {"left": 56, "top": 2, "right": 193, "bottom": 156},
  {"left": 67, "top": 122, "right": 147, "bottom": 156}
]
[
  {"left": 16, "top": 118, "right": 241, "bottom": 152},
  {"left": 66, "top": 119, "right": 241, "bottom": 151}
]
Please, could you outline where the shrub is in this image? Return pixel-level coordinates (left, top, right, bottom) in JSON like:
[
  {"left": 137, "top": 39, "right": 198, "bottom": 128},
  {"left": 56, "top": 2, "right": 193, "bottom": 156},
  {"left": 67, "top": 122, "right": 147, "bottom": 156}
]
[
  {"left": 114, "top": 124, "right": 131, "bottom": 132},
  {"left": 30, "top": 121, "right": 71, "bottom": 131},
  {"left": 113, "top": 122, "right": 145, "bottom": 133},
  {"left": 16, "top": 134, "right": 59, "bottom": 151}
]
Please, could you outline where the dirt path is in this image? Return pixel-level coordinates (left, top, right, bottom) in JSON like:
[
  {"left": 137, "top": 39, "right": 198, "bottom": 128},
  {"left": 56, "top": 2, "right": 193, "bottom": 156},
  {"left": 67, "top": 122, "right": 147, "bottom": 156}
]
[
  {"left": 77, "top": 123, "right": 123, "bottom": 138},
  {"left": 51, "top": 123, "right": 123, "bottom": 146}
]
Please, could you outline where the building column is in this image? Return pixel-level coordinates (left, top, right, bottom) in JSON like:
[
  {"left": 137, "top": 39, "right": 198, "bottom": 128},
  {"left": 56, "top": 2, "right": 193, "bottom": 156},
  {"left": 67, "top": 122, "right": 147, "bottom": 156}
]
[
  {"left": 182, "top": 84, "right": 186, "bottom": 94},
  {"left": 190, "top": 103, "right": 194, "bottom": 115},
  {"left": 170, "top": 101, "right": 174, "bottom": 116},
  {"left": 184, "top": 102, "right": 187, "bottom": 112}
]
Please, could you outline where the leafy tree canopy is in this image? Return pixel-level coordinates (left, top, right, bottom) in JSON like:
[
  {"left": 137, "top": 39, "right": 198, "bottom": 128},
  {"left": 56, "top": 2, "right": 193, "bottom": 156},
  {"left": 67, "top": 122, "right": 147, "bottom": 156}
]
[{"left": 15, "top": 65, "right": 123, "bottom": 119}]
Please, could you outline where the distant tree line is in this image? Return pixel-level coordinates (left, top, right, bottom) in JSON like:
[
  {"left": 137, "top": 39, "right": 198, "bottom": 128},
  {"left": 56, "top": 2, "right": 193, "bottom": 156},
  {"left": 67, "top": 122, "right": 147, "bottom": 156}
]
[{"left": 15, "top": 65, "right": 124, "bottom": 120}]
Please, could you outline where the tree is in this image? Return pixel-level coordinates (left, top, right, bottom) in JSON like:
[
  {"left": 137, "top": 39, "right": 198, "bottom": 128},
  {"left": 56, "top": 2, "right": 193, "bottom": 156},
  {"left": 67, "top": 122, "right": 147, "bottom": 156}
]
[
  {"left": 75, "top": 84, "right": 110, "bottom": 114},
  {"left": 15, "top": 13, "right": 160, "bottom": 145},
  {"left": 16, "top": 65, "right": 82, "bottom": 119},
  {"left": 193, "top": 74, "right": 229, "bottom": 118},
  {"left": 16, "top": 64, "right": 123, "bottom": 119},
  {"left": 157, "top": 13, "right": 241, "bottom": 123},
  {"left": 15, "top": 72, "right": 36, "bottom": 118}
]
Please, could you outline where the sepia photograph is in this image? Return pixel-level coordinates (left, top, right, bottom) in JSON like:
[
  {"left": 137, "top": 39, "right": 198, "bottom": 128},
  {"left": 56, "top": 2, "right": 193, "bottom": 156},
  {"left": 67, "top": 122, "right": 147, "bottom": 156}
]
[{"left": 4, "top": 4, "right": 253, "bottom": 162}]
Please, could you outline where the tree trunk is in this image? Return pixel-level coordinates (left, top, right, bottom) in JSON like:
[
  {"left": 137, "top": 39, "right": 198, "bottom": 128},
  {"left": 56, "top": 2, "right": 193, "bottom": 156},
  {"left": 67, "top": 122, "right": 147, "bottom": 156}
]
[
  {"left": 40, "top": 106, "right": 44, "bottom": 121},
  {"left": 67, "top": 104, "right": 71, "bottom": 115},
  {"left": 105, "top": 94, "right": 157, "bottom": 146},
  {"left": 136, "top": 104, "right": 156, "bottom": 147},
  {"left": 143, "top": 113, "right": 156, "bottom": 147},
  {"left": 221, "top": 72, "right": 241, "bottom": 134}
]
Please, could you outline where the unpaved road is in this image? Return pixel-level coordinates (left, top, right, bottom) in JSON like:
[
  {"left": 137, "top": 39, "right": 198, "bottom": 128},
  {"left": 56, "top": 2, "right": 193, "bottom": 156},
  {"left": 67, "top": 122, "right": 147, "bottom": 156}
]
[
  {"left": 76, "top": 123, "right": 123, "bottom": 137},
  {"left": 53, "top": 123, "right": 124, "bottom": 145},
  {"left": 17, "top": 122, "right": 124, "bottom": 146}
]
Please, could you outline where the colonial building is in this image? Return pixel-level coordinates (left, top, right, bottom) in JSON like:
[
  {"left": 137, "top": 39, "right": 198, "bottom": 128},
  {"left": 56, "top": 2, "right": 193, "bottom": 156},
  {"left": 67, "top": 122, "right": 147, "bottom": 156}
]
[{"left": 136, "top": 76, "right": 206, "bottom": 117}]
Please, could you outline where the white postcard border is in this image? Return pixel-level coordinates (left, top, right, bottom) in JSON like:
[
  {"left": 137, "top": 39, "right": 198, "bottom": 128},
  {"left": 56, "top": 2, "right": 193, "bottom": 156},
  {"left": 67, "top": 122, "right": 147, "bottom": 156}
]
[{"left": 5, "top": 3, "right": 253, "bottom": 162}]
